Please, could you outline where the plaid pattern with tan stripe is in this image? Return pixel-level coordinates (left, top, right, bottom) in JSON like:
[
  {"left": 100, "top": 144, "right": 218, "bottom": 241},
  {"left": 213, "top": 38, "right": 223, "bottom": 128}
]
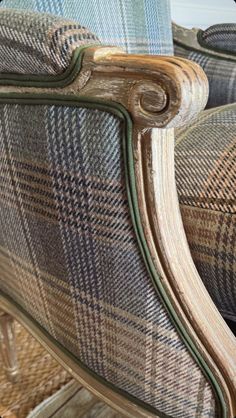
[
  {"left": 176, "top": 103, "right": 236, "bottom": 322},
  {"left": 0, "top": 9, "right": 99, "bottom": 75},
  {"left": 174, "top": 42, "right": 236, "bottom": 109},
  {"left": 0, "top": 103, "right": 217, "bottom": 418}
]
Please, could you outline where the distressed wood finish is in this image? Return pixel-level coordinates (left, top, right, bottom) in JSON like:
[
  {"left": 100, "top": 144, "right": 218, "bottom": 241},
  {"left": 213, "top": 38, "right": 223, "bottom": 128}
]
[
  {"left": 44, "top": 384, "right": 123, "bottom": 418},
  {"left": 78, "top": 46, "right": 236, "bottom": 416},
  {"left": 79, "top": 47, "right": 209, "bottom": 128},
  {"left": 81, "top": 48, "right": 236, "bottom": 415},
  {"left": 0, "top": 46, "right": 235, "bottom": 416},
  {"left": 0, "top": 46, "right": 209, "bottom": 128},
  {"left": 133, "top": 128, "right": 236, "bottom": 416}
]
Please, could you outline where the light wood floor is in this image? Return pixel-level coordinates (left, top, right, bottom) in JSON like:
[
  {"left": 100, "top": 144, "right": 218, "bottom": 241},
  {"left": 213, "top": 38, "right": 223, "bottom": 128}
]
[{"left": 46, "top": 383, "right": 123, "bottom": 418}]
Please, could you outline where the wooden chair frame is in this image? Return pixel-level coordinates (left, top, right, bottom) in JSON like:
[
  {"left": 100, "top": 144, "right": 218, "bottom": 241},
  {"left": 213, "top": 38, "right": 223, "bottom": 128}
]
[{"left": 0, "top": 46, "right": 235, "bottom": 417}]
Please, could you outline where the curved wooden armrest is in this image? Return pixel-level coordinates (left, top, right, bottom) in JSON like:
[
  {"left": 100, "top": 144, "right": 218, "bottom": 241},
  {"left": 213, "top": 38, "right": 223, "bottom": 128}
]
[
  {"left": 2, "top": 44, "right": 208, "bottom": 129},
  {"left": 77, "top": 46, "right": 209, "bottom": 128}
]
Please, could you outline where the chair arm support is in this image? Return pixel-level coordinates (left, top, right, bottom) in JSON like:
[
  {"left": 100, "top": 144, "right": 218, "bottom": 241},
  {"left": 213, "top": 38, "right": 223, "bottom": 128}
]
[{"left": 2, "top": 44, "right": 208, "bottom": 128}]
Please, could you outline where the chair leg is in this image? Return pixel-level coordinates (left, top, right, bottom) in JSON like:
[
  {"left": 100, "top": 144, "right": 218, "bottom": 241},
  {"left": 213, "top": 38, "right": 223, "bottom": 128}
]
[{"left": 0, "top": 312, "right": 19, "bottom": 383}]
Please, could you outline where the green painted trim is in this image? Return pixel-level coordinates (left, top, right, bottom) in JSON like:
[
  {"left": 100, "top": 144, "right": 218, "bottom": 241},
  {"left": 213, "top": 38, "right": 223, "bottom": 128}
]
[
  {"left": 197, "top": 29, "right": 236, "bottom": 58},
  {"left": 0, "top": 45, "right": 100, "bottom": 87},
  {"left": 0, "top": 92, "right": 227, "bottom": 418},
  {"left": 174, "top": 37, "right": 236, "bottom": 63}
]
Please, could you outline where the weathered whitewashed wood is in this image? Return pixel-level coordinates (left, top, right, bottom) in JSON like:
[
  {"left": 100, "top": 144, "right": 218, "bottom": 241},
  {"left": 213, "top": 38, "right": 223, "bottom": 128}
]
[{"left": 132, "top": 127, "right": 236, "bottom": 416}]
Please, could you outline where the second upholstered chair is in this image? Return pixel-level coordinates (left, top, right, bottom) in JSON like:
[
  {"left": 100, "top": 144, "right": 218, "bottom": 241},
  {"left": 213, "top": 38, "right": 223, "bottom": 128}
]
[{"left": 173, "top": 22, "right": 236, "bottom": 108}]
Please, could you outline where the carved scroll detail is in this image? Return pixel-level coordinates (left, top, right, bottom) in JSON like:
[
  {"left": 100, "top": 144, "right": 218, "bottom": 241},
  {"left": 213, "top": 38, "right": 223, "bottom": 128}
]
[{"left": 77, "top": 47, "right": 209, "bottom": 128}]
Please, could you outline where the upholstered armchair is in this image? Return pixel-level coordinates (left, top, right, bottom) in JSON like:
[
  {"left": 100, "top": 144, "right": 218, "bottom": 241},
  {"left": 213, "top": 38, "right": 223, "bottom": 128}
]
[
  {"left": 173, "top": 22, "right": 236, "bottom": 108},
  {"left": 173, "top": 21, "right": 236, "bottom": 331},
  {"left": 0, "top": 2, "right": 235, "bottom": 418}
]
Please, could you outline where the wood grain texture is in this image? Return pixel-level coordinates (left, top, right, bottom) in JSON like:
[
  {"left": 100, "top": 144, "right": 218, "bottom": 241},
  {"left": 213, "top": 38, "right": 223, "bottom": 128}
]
[
  {"left": 27, "top": 380, "right": 122, "bottom": 418},
  {"left": 79, "top": 47, "right": 209, "bottom": 128},
  {"left": 0, "top": 45, "right": 209, "bottom": 129},
  {"left": 80, "top": 47, "right": 236, "bottom": 415},
  {"left": 0, "top": 46, "right": 235, "bottom": 416},
  {"left": 133, "top": 127, "right": 236, "bottom": 417},
  {"left": 50, "top": 385, "right": 122, "bottom": 418}
]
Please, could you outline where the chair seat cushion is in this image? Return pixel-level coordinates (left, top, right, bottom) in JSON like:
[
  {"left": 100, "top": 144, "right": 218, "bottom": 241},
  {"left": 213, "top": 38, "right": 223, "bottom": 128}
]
[{"left": 175, "top": 103, "right": 236, "bottom": 322}]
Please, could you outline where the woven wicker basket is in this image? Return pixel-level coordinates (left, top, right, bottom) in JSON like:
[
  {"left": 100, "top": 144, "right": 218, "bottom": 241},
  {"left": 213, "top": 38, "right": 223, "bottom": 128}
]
[{"left": 0, "top": 320, "right": 72, "bottom": 418}]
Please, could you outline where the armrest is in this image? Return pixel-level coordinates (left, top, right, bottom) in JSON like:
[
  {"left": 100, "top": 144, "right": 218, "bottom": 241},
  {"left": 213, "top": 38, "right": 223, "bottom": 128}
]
[
  {"left": 78, "top": 46, "right": 208, "bottom": 128},
  {"left": 173, "top": 22, "right": 236, "bottom": 108}
]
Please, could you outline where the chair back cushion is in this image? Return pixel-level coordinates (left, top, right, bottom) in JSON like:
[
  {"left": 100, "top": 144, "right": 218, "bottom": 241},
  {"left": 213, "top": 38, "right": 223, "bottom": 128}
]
[
  {"left": 0, "top": 0, "right": 173, "bottom": 55},
  {"left": 173, "top": 23, "right": 236, "bottom": 108},
  {"left": 0, "top": 9, "right": 99, "bottom": 75}
]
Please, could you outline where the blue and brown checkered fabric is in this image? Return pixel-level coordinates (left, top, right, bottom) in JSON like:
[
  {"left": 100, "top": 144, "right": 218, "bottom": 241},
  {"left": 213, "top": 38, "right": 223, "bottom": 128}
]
[
  {"left": 0, "top": 0, "right": 173, "bottom": 55},
  {"left": 0, "top": 9, "right": 218, "bottom": 417},
  {"left": 173, "top": 23, "right": 236, "bottom": 108},
  {"left": 175, "top": 103, "right": 236, "bottom": 323},
  {"left": 0, "top": 7, "right": 227, "bottom": 418},
  {"left": 0, "top": 102, "right": 217, "bottom": 418},
  {"left": 0, "top": 9, "right": 99, "bottom": 75}
]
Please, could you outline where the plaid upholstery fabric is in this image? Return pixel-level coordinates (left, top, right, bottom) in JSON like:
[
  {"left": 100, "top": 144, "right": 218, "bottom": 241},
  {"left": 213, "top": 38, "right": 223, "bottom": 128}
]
[
  {"left": 0, "top": 6, "right": 221, "bottom": 418},
  {"left": 0, "top": 9, "right": 99, "bottom": 75},
  {"left": 175, "top": 103, "right": 236, "bottom": 322},
  {"left": 0, "top": 103, "right": 217, "bottom": 418},
  {"left": 0, "top": 0, "right": 173, "bottom": 54},
  {"left": 174, "top": 42, "right": 236, "bottom": 109},
  {"left": 200, "top": 24, "right": 236, "bottom": 54}
]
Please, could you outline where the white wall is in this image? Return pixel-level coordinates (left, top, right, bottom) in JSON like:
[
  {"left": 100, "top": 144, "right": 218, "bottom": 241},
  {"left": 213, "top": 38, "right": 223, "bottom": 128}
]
[{"left": 171, "top": 0, "right": 236, "bottom": 29}]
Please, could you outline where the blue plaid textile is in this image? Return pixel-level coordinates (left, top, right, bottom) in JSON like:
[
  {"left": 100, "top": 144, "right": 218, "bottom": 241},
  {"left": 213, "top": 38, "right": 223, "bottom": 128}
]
[
  {"left": 0, "top": 0, "right": 173, "bottom": 55},
  {"left": 0, "top": 4, "right": 228, "bottom": 417},
  {"left": 173, "top": 23, "right": 236, "bottom": 108},
  {"left": 0, "top": 6, "right": 219, "bottom": 416},
  {"left": 0, "top": 101, "right": 217, "bottom": 418}
]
